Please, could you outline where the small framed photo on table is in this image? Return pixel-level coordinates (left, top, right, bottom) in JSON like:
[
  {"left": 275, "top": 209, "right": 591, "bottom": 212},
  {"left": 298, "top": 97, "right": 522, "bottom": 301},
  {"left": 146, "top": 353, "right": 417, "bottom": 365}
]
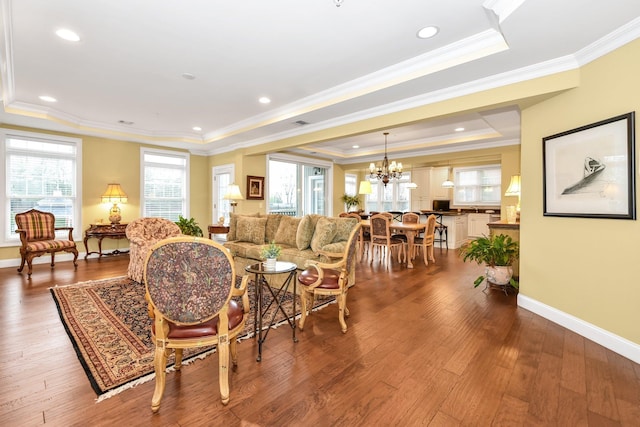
[
  {"left": 543, "top": 112, "right": 635, "bottom": 220},
  {"left": 247, "top": 176, "right": 265, "bottom": 200}
]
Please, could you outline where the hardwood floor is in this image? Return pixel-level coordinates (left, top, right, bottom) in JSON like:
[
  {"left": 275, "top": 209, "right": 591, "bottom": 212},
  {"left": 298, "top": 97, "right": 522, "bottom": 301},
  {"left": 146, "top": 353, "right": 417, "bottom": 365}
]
[{"left": 1, "top": 250, "right": 639, "bottom": 426}]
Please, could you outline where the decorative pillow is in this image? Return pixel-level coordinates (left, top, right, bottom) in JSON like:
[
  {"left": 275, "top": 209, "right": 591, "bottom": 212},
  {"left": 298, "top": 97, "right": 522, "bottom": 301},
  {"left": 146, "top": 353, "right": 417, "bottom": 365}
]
[
  {"left": 296, "top": 215, "right": 315, "bottom": 250},
  {"left": 331, "top": 217, "right": 359, "bottom": 243},
  {"left": 228, "top": 212, "right": 260, "bottom": 241},
  {"left": 264, "top": 214, "right": 284, "bottom": 243},
  {"left": 274, "top": 216, "right": 301, "bottom": 247},
  {"left": 236, "top": 217, "right": 267, "bottom": 245},
  {"left": 310, "top": 217, "right": 337, "bottom": 254}
]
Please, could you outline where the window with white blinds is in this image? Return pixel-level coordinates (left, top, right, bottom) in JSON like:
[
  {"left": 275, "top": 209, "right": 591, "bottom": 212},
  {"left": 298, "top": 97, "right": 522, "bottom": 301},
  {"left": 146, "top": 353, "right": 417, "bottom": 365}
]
[
  {"left": 2, "top": 130, "right": 82, "bottom": 243},
  {"left": 141, "top": 148, "right": 189, "bottom": 221},
  {"left": 453, "top": 165, "right": 501, "bottom": 206}
]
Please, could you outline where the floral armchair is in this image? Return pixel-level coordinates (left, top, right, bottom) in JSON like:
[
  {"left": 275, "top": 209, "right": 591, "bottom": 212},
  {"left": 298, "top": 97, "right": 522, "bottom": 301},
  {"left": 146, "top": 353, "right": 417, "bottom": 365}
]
[{"left": 125, "top": 217, "right": 181, "bottom": 283}]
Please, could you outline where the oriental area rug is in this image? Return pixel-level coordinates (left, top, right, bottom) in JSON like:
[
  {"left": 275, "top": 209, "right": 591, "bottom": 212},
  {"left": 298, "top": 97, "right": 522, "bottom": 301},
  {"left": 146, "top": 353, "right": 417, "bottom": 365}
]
[{"left": 50, "top": 276, "right": 334, "bottom": 401}]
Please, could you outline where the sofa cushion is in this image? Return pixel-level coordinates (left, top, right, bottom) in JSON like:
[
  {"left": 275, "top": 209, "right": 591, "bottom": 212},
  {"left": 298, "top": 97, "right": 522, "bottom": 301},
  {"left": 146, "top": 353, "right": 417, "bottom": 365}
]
[
  {"left": 331, "top": 217, "right": 359, "bottom": 243},
  {"left": 264, "top": 214, "right": 284, "bottom": 243},
  {"left": 236, "top": 217, "right": 267, "bottom": 245},
  {"left": 310, "top": 217, "right": 337, "bottom": 254},
  {"left": 296, "top": 215, "right": 316, "bottom": 250},
  {"left": 228, "top": 212, "right": 260, "bottom": 241},
  {"left": 274, "top": 216, "right": 301, "bottom": 247}
]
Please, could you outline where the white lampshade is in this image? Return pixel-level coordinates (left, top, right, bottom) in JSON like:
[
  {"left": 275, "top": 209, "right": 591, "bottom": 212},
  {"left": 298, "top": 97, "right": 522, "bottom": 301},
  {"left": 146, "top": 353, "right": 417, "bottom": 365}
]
[
  {"left": 223, "top": 184, "right": 243, "bottom": 201},
  {"left": 442, "top": 180, "right": 455, "bottom": 188},
  {"left": 407, "top": 182, "right": 418, "bottom": 189},
  {"left": 358, "top": 180, "right": 372, "bottom": 195},
  {"left": 505, "top": 175, "right": 521, "bottom": 196}
]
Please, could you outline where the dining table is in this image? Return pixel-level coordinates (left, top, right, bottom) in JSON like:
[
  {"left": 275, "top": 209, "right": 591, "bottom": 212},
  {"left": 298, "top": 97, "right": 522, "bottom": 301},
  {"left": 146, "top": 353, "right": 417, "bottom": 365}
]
[{"left": 360, "top": 219, "right": 426, "bottom": 268}]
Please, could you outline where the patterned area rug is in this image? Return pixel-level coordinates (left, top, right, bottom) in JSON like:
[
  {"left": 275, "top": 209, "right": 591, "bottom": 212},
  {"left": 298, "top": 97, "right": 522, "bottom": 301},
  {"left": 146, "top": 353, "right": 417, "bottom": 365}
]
[{"left": 50, "top": 276, "right": 334, "bottom": 401}]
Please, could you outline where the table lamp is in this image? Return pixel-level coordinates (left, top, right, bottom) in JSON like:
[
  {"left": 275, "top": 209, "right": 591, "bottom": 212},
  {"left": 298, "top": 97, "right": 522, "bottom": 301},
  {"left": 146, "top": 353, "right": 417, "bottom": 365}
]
[
  {"left": 101, "top": 183, "right": 128, "bottom": 224},
  {"left": 223, "top": 184, "right": 243, "bottom": 213}
]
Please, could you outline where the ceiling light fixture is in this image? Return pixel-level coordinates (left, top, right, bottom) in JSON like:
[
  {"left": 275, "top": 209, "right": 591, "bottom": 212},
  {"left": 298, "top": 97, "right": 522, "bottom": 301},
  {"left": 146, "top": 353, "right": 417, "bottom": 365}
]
[
  {"left": 455, "top": 127, "right": 465, "bottom": 132},
  {"left": 369, "top": 132, "right": 402, "bottom": 187},
  {"left": 39, "top": 95, "right": 57, "bottom": 102},
  {"left": 333, "top": 0, "right": 344, "bottom": 7},
  {"left": 259, "top": 97, "right": 271, "bottom": 104},
  {"left": 182, "top": 73, "right": 196, "bottom": 80},
  {"left": 192, "top": 126, "right": 202, "bottom": 131},
  {"left": 352, "top": 145, "right": 359, "bottom": 149},
  {"left": 55, "top": 28, "right": 80, "bottom": 42},
  {"left": 417, "top": 26, "right": 439, "bottom": 39}
]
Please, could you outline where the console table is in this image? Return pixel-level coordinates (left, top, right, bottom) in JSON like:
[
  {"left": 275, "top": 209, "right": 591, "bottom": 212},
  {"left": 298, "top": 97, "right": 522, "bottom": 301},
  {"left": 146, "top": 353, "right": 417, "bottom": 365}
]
[
  {"left": 84, "top": 223, "right": 129, "bottom": 259},
  {"left": 208, "top": 224, "right": 230, "bottom": 239}
]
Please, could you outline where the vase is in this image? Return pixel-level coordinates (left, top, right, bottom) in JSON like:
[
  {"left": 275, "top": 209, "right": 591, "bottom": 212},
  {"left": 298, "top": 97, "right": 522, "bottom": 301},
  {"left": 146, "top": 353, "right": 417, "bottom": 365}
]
[
  {"left": 485, "top": 265, "right": 513, "bottom": 285},
  {"left": 265, "top": 257, "right": 277, "bottom": 270}
]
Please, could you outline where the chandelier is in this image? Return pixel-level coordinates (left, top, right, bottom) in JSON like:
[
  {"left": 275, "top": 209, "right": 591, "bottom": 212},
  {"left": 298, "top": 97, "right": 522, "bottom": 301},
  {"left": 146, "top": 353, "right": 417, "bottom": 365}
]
[{"left": 369, "top": 132, "right": 402, "bottom": 187}]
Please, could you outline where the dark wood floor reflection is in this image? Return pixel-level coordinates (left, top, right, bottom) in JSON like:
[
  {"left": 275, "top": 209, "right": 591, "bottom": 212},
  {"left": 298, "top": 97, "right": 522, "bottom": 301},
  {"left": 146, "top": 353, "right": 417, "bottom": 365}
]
[{"left": 1, "top": 250, "right": 639, "bottom": 426}]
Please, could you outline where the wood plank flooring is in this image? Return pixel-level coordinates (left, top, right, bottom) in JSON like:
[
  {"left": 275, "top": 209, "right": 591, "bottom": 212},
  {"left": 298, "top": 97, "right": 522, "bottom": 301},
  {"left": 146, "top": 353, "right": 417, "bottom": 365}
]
[{"left": 1, "top": 250, "right": 639, "bottom": 426}]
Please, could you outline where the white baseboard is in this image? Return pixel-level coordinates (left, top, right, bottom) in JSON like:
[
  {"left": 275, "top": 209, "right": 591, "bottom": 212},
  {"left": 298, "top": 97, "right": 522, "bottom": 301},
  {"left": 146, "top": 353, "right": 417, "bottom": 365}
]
[
  {"left": 0, "top": 252, "right": 83, "bottom": 270},
  {"left": 518, "top": 294, "right": 640, "bottom": 364}
]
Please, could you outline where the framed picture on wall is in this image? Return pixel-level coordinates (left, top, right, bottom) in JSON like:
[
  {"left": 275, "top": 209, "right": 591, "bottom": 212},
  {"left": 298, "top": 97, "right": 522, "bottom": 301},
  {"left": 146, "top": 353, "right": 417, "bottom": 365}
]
[
  {"left": 246, "top": 175, "right": 264, "bottom": 200},
  {"left": 543, "top": 112, "right": 636, "bottom": 219}
]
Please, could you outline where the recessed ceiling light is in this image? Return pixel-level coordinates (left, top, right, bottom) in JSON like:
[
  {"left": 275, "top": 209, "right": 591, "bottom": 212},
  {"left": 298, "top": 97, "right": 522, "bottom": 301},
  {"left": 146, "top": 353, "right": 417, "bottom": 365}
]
[
  {"left": 182, "top": 73, "right": 196, "bottom": 80},
  {"left": 352, "top": 145, "right": 359, "bottom": 149},
  {"left": 417, "top": 26, "right": 439, "bottom": 39},
  {"left": 455, "top": 127, "right": 465, "bottom": 132},
  {"left": 39, "top": 95, "right": 57, "bottom": 102},
  {"left": 259, "top": 97, "right": 271, "bottom": 104},
  {"left": 55, "top": 28, "right": 80, "bottom": 42},
  {"left": 192, "top": 126, "right": 202, "bottom": 131}
]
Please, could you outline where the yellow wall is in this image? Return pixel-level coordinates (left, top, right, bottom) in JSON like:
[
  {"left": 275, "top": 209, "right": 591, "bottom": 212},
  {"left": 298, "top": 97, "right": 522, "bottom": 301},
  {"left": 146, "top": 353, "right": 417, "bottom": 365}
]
[{"left": 520, "top": 38, "right": 640, "bottom": 344}]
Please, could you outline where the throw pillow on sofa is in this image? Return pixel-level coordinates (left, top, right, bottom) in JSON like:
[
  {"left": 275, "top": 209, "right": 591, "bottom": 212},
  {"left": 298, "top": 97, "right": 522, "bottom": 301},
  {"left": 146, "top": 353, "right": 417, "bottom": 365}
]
[
  {"left": 274, "top": 216, "right": 301, "bottom": 247},
  {"left": 296, "top": 214, "right": 322, "bottom": 250},
  {"left": 228, "top": 212, "right": 260, "bottom": 240},
  {"left": 310, "top": 217, "right": 337, "bottom": 254},
  {"left": 236, "top": 217, "right": 267, "bottom": 245},
  {"left": 331, "top": 217, "right": 359, "bottom": 243},
  {"left": 265, "top": 214, "right": 285, "bottom": 243}
]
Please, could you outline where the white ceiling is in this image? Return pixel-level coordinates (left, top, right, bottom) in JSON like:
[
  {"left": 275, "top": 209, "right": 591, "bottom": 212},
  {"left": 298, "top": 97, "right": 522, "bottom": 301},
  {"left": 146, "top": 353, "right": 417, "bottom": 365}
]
[{"left": 1, "top": 0, "right": 639, "bottom": 163}]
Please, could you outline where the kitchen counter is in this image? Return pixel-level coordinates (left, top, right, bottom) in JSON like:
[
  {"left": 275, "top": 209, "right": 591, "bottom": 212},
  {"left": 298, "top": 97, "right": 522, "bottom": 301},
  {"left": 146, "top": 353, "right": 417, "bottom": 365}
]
[{"left": 420, "top": 210, "right": 467, "bottom": 216}]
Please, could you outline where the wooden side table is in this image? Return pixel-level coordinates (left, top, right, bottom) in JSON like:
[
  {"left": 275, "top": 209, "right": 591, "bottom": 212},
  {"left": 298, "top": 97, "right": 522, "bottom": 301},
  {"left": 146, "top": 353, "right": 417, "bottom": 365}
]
[
  {"left": 84, "top": 223, "right": 129, "bottom": 259},
  {"left": 208, "top": 224, "right": 230, "bottom": 239}
]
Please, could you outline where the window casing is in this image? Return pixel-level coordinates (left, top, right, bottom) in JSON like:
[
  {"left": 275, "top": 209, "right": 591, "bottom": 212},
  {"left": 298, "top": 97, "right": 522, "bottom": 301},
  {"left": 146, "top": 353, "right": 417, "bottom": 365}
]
[
  {"left": 345, "top": 174, "right": 357, "bottom": 197},
  {"left": 2, "top": 130, "right": 82, "bottom": 244},
  {"left": 363, "top": 173, "right": 411, "bottom": 212},
  {"left": 141, "top": 148, "right": 189, "bottom": 221},
  {"left": 453, "top": 165, "right": 501, "bottom": 206}
]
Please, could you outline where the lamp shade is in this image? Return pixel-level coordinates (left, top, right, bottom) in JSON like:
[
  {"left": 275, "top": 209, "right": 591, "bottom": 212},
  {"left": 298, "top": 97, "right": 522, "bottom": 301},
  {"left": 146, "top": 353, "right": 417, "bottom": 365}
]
[
  {"left": 442, "top": 180, "right": 455, "bottom": 188},
  {"left": 407, "top": 182, "right": 418, "bottom": 189},
  {"left": 223, "top": 184, "right": 243, "bottom": 200},
  {"left": 505, "top": 175, "right": 521, "bottom": 196},
  {"left": 358, "top": 180, "right": 372, "bottom": 195},
  {"left": 101, "top": 184, "right": 128, "bottom": 203}
]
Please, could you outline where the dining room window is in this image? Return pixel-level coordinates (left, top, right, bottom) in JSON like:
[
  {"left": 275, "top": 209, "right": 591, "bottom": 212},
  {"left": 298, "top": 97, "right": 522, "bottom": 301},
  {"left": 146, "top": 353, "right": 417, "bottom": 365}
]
[
  {"left": 453, "top": 165, "right": 501, "bottom": 206},
  {"left": 363, "top": 174, "right": 411, "bottom": 212}
]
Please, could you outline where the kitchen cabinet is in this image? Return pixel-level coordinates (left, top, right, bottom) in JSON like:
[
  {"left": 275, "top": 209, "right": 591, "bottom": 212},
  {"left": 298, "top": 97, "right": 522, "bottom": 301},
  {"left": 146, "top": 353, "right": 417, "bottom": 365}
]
[
  {"left": 468, "top": 213, "right": 491, "bottom": 237},
  {"left": 410, "top": 167, "right": 431, "bottom": 211},
  {"left": 430, "top": 167, "right": 451, "bottom": 201},
  {"left": 439, "top": 214, "right": 468, "bottom": 249}
]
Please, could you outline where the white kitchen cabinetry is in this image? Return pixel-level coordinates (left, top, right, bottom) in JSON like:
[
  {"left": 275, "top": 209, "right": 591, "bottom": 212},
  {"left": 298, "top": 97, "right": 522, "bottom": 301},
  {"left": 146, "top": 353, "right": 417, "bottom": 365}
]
[
  {"left": 438, "top": 214, "right": 468, "bottom": 249},
  {"left": 410, "top": 167, "right": 431, "bottom": 211},
  {"left": 430, "top": 167, "right": 451, "bottom": 201},
  {"left": 467, "top": 213, "right": 491, "bottom": 237}
]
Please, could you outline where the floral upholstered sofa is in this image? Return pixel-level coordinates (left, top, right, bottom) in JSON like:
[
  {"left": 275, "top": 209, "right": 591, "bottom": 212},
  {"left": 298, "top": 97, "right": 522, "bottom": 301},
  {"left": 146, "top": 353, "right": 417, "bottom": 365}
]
[{"left": 223, "top": 213, "right": 359, "bottom": 287}]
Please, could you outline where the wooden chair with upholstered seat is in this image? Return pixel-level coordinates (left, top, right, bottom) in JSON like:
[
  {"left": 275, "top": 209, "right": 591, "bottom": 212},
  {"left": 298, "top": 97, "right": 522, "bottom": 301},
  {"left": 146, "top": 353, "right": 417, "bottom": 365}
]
[
  {"left": 143, "top": 236, "right": 250, "bottom": 412},
  {"left": 297, "top": 224, "right": 361, "bottom": 333},
  {"left": 391, "top": 212, "right": 419, "bottom": 256},
  {"left": 15, "top": 208, "right": 78, "bottom": 277},
  {"left": 413, "top": 214, "right": 437, "bottom": 266},
  {"left": 369, "top": 213, "right": 405, "bottom": 268}
]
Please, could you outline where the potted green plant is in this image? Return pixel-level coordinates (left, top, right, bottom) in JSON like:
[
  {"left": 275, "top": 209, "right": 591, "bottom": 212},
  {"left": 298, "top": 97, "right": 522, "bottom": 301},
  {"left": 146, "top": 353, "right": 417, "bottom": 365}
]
[
  {"left": 260, "top": 241, "right": 282, "bottom": 270},
  {"left": 459, "top": 233, "right": 519, "bottom": 290},
  {"left": 341, "top": 194, "right": 361, "bottom": 212},
  {"left": 175, "top": 216, "right": 203, "bottom": 237}
]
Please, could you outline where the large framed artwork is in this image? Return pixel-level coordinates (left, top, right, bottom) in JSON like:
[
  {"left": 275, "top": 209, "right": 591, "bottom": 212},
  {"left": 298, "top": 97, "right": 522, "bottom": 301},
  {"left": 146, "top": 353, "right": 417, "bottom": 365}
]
[
  {"left": 246, "top": 175, "right": 264, "bottom": 200},
  {"left": 543, "top": 112, "right": 636, "bottom": 219}
]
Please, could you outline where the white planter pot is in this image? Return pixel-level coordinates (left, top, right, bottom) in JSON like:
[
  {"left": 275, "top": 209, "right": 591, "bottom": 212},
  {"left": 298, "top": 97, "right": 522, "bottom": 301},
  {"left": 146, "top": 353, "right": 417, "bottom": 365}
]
[
  {"left": 485, "top": 265, "right": 513, "bottom": 285},
  {"left": 265, "top": 257, "right": 277, "bottom": 270}
]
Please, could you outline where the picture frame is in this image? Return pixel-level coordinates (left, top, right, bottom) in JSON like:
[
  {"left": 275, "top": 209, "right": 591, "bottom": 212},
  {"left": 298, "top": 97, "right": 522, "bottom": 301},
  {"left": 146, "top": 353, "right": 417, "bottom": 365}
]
[
  {"left": 246, "top": 175, "right": 265, "bottom": 200},
  {"left": 543, "top": 112, "right": 636, "bottom": 219}
]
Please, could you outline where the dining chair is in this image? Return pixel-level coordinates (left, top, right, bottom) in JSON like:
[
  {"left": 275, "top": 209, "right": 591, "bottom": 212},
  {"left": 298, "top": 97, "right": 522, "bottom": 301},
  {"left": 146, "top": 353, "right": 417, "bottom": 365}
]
[
  {"left": 391, "top": 212, "right": 419, "bottom": 255},
  {"left": 143, "top": 236, "right": 250, "bottom": 412},
  {"left": 413, "top": 214, "right": 437, "bottom": 266},
  {"left": 297, "top": 224, "right": 361, "bottom": 333},
  {"left": 369, "top": 213, "right": 405, "bottom": 268}
]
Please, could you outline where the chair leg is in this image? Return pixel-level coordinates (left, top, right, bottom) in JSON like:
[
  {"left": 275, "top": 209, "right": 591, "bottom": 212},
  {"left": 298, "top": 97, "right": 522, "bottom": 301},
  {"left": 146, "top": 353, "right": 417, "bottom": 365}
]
[
  {"left": 338, "top": 292, "right": 348, "bottom": 333},
  {"left": 218, "top": 334, "right": 230, "bottom": 405},
  {"left": 230, "top": 338, "right": 239, "bottom": 369},
  {"left": 174, "top": 348, "right": 183, "bottom": 370},
  {"left": 151, "top": 346, "right": 171, "bottom": 413},
  {"left": 298, "top": 289, "right": 310, "bottom": 330}
]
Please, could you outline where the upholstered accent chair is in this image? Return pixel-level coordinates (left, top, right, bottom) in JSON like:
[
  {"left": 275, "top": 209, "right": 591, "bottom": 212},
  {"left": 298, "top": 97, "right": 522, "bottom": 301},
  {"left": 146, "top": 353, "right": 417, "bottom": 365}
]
[
  {"left": 297, "top": 224, "right": 361, "bottom": 333},
  {"left": 369, "top": 213, "right": 405, "bottom": 267},
  {"left": 413, "top": 214, "right": 437, "bottom": 266},
  {"left": 125, "top": 217, "right": 181, "bottom": 283},
  {"left": 15, "top": 209, "right": 78, "bottom": 277},
  {"left": 144, "top": 236, "right": 250, "bottom": 412}
]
